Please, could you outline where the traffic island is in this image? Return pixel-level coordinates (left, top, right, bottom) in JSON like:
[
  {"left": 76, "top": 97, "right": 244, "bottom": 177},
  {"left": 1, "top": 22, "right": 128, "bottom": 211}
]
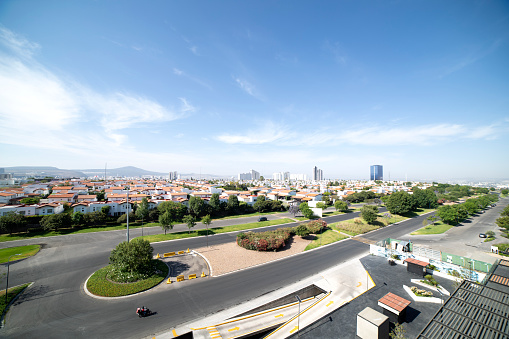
[{"left": 86, "top": 259, "right": 169, "bottom": 297}]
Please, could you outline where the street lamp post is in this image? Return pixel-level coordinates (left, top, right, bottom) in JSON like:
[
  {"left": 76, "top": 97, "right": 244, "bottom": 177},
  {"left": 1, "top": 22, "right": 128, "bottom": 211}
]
[
  {"left": 126, "top": 188, "right": 130, "bottom": 243},
  {"left": 296, "top": 295, "right": 302, "bottom": 337},
  {"left": 5, "top": 253, "right": 21, "bottom": 303}
]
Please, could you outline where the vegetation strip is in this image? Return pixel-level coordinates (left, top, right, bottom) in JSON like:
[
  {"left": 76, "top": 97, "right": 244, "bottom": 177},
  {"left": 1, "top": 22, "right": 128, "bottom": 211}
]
[
  {"left": 86, "top": 259, "right": 168, "bottom": 297},
  {"left": 0, "top": 283, "right": 30, "bottom": 315},
  {"left": 0, "top": 245, "right": 40, "bottom": 264},
  {"left": 140, "top": 218, "right": 294, "bottom": 243}
]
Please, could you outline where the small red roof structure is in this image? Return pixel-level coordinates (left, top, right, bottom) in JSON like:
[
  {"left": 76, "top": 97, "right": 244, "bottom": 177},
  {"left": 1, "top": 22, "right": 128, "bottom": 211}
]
[
  {"left": 404, "top": 258, "right": 428, "bottom": 267},
  {"left": 378, "top": 292, "right": 411, "bottom": 314}
]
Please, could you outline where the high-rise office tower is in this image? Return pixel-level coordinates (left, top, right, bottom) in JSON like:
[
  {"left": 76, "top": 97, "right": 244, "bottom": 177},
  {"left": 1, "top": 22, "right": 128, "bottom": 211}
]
[{"left": 370, "top": 165, "right": 383, "bottom": 181}]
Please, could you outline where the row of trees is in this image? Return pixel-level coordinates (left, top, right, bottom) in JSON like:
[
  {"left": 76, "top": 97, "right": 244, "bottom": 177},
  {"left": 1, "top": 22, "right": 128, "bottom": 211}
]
[
  {"left": 436, "top": 194, "right": 498, "bottom": 225},
  {"left": 495, "top": 204, "right": 509, "bottom": 232},
  {"left": 384, "top": 188, "right": 439, "bottom": 215}
]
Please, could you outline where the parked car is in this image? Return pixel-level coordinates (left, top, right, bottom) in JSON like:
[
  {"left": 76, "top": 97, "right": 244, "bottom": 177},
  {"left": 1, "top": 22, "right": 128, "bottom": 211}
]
[
  {"left": 479, "top": 233, "right": 487, "bottom": 238},
  {"left": 258, "top": 216, "right": 267, "bottom": 222}
]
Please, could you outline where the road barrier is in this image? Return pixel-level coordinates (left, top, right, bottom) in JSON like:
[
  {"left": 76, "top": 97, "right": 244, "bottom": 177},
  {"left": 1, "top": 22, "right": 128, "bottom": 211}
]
[
  {"left": 166, "top": 278, "right": 172, "bottom": 284},
  {"left": 163, "top": 252, "right": 176, "bottom": 257},
  {"left": 178, "top": 250, "right": 185, "bottom": 255},
  {"left": 189, "top": 274, "right": 197, "bottom": 280},
  {"left": 176, "top": 275, "right": 185, "bottom": 282},
  {"left": 156, "top": 253, "right": 160, "bottom": 259},
  {"left": 201, "top": 272, "right": 206, "bottom": 277}
]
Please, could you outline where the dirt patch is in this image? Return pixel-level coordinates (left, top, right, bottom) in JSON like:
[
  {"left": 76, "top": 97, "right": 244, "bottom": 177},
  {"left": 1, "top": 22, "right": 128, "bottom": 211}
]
[{"left": 195, "top": 236, "right": 313, "bottom": 276}]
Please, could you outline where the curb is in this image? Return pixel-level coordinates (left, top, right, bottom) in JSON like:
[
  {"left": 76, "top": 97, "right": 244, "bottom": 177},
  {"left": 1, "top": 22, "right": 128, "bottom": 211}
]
[{"left": 1, "top": 282, "right": 34, "bottom": 328}]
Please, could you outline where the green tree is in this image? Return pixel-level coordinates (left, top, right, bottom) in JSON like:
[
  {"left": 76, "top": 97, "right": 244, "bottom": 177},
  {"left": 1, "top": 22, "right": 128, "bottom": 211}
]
[
  {"left": 334, "top": 200, "right": 348, "bottom": 212},
  {"left": 0, "top": 212, "right": 26, "bottom": 234},
  {"left": 496, "top": 216, "right": 509, "bottom": 230},
  {"left": 72, "top": 211, "right": 84, "bottom": 226},
  {"left": 202, "top": 214, "right": 212, "bottom": 246},
  {"left": 101, "top": 205, "right": 111, "bottom": 216},
  {"left": 183, "top": 215, "right": 196, "bottom": 234},
  {"left": 157, "top": 201, "right": 187, "bottom": 221},
  {"left": 501, "top": 189, "right": 509, "bottom": 195},
  {"left": 316, "top": 202, "right": 328, "bottom": 210},
  {"left": 188, "top": 196, "right": 205, "bottom": 217},
  {"left": 436, "top": 205, "right": 459, "bottom": 225},
  {"left": 109, "top": 238, "right": 153, "bottom": 275},
  {"left": 294, "top": 224, "right": 310, "bottom": 237},
  {"left": 209, "top": 193, "right": 221, "bottom": 214},
  {"left": 253, "top": 195, "right": 268, "bottom": 212},
  {"left": 360, "top": 205, "right": 378, "bottom": 224},
  {"left": 385, "top": 191, "right": 415, "bottom": 215},
  {"left": 40, "top": 213, "right": 71, "bottom": 231},
  {"left": 227, "top": 195, "right": 239, "bottom": 213},
  {"left": 299, "top": 202, "right": 315, "bottom": 219},
  {"left": 136, "top": 197, "right": 150, "bottom": 221},
  {"left": 20, "top": 197, "right": 40, "bottom": 205},
  {"left": 158, "top": 211, "right": 174, "bottom": 235}
]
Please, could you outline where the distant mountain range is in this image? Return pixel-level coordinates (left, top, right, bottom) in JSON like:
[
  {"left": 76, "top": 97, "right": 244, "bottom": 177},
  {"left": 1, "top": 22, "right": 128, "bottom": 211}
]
[{"left": 1, "top": 166, "right": 229, "bottom": 180}]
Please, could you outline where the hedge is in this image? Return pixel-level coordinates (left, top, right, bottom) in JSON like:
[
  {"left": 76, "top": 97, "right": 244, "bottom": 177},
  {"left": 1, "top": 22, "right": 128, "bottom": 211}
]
[{"left": 237, "top": 228, "right": 292, "bottom": 251}]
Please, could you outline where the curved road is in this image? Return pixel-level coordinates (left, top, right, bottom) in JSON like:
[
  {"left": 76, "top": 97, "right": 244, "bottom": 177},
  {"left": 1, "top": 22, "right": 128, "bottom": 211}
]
[{"left": 0, "top": 207, "right": 442, "bottom": 339}]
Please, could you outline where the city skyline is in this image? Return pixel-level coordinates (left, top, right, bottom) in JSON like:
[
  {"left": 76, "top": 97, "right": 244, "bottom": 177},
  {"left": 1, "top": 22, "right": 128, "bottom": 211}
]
[{"left": 1, "top": 1, "right": 509, "bottom": 181}]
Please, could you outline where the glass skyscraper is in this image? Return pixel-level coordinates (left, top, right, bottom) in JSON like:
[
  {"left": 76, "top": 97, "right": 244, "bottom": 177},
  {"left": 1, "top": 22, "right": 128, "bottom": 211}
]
[{"left": 370, "top": 165, "right": 383, "bottom": 181}]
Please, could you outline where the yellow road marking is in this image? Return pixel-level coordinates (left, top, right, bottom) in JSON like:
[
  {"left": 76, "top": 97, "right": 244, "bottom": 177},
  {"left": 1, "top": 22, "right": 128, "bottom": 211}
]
[
  {"left": 172, "top": 329, "right": 178, "bottom": 337},
  {"left": 290, "top": 326, "right": 299, "bottom": 334},
  {"left": 326, "top": 301, "right": 334, "bottom": 307},
  {"left": 228, "top": 326, "right": 240, "bottom": 332},
  {"left": 357, "top": 281, "right": 362, "bottom": 287},
  {"left": 275, "top": 314, "right": 284, "bottom": 318}
]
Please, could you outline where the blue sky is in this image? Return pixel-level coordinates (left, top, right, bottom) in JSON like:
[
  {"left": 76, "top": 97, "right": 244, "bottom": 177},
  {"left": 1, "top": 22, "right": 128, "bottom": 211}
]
[{"left": 0, "top": 1, "right": 508, "bottom": 181}]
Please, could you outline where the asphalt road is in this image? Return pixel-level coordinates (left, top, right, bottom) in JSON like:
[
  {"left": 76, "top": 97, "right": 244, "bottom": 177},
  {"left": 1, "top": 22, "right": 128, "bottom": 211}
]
[
  {"left": 406, "top": 197, "right": 509, "bottom": 262},
  {"left": 0, "top": 206, "right": 443, "bottom": 339}
]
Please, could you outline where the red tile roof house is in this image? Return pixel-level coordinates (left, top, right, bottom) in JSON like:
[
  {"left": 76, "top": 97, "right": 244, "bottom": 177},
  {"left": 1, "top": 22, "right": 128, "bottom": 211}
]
[
  {"left": 0, "top": 192, "right": 17, "bottom": 204},
  {"left": 35, "top": 203, "right": 64, "bottom": 215},
  {"left": 76, "top": 195, "right": 98, "bottom": 202},
  {"left": 48, "top": 193, "right": 77, "bottom": 203}
]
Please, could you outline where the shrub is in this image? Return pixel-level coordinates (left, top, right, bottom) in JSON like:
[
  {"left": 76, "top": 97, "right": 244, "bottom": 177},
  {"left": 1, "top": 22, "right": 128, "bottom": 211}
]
[
  {"left": 410, "top": 286, "right": 433, "bottom": 297},
  {"left": 295, "top": 224, "right": 310, "bottom": 237},
  {"left": 236, "top": 228, "right": 291, "bottom": 251},
  {"left": 109, "top": 238, "right": 153, "bottom": 280},
  {"left": 423, "top": 274, "right": 439, "bottom": 286},
  {"left": 306, "top": 219, "right": 327, "bottom": 234}
]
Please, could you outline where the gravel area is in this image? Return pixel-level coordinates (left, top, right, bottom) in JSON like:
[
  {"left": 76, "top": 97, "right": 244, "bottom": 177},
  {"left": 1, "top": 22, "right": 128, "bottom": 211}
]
[{"left": 195, "top": 236, "right": 313, "bottom": 276}]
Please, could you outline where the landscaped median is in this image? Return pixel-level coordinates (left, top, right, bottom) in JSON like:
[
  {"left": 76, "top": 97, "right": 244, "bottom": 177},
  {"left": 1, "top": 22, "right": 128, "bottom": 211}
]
[
  {"left": 1, "top": 283, "right": 31, "bottom": 316},
  {"left": 86, "top": 260, "right": 168, "bottom": 297},
  {"left": 139, "top": 218, "right": 295, "bottom": 243},
  {"left": 86, "top": 238, "right": 169, "bottom": 297},
  {"left": 410, "top": 221, "right": 454, "bottom": 235},
  {"left": 0, "top": 245, "right": 40, "bottom": 264}
]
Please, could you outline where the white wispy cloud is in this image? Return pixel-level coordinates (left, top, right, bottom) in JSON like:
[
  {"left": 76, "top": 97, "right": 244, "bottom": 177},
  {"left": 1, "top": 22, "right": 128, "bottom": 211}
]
[
  {"left": 0, "top": 26, "right": 40, "bottom": 58},
  {"left": 323, "top": 40, "right": 347, "bottom": 65},
  {"left": 0, "top": 26, "right": 192, "bottom": 155},
  {"left": 216, "top": 122, "right": 501, "bottom": 147},
  {"left": 440, "top": 39, "right": 504, "bottom": 78},
  {"left": 217, "top": 121, "right": 290, "bottom": 144},
  {"left": 173, "top": 67, "right": 212, "bottom": 90},
  {"left": 234, "top": 76, "right": 262, "bottom": 99}
]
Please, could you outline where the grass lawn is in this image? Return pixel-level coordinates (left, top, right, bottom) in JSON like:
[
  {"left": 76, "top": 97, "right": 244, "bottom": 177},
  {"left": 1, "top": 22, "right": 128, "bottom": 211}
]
[
  {"left": 410, "top": 221, "right": 454, "bottom": 235},
  {"left": 304, "top": 230, "right": 348, "bottom": 251},
  {"left": 0, "top": 245, "right": 41, "bottom": 264},
  {"left": 337, "top": 229, "right": 358, "bottom": 236},
  {"left": 329, "top": 218, "right": 381, "bottom": 235},
  {"left": 141, "top": 218, "right": 295, "bottom": 243},
  {"left": 0, "top": 283, "right": 30, "bottom": 316},
  {"left": 213, "top": 211, "right": 287, "bottom": 221},
  {"left": 86, "top": 260, "right": 168, "bottom": 297}
]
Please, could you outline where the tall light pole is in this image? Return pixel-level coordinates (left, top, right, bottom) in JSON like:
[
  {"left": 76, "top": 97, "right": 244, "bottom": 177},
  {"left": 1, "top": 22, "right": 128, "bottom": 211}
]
[
  {"left": 126, "top": 188, "right": 130, "bottom": 243},
  {"left": 6, "top": 253, "right": 21, "bottom": 303},
  {"left": 296, "top": 295, "right": 302, "bottom": 337}
]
